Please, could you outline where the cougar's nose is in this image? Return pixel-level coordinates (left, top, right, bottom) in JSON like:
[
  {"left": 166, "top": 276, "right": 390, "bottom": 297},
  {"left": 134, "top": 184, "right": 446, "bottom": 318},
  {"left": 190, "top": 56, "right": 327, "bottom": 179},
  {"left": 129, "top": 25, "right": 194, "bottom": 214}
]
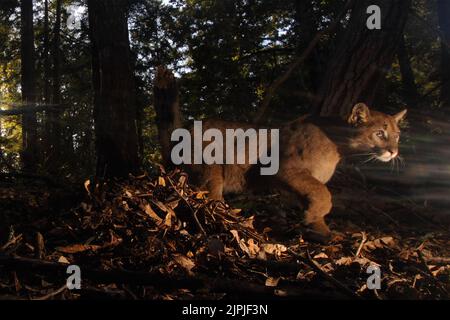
[{"left": 388, "top": 149, "right": 398, "bottom": 158}]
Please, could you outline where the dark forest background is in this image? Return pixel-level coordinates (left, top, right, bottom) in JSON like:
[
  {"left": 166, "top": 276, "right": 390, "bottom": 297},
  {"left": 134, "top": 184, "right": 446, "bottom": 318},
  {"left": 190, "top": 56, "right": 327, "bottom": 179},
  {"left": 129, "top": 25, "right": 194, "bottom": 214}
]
[{"left": 0, "top": 0, "right": 449, "bottom": 211}]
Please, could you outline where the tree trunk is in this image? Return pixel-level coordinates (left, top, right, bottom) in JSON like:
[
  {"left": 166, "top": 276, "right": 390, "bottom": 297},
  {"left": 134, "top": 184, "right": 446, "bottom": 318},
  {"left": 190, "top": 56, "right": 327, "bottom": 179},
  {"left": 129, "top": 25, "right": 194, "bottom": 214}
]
[
  {"left": 20, "top": 0, "right": 38, "bottom": 173},
  {"left": 437, "top": 0, "right": 450, "bottom": 110},
  {"left": 43, "top": 0, "right": 51, "bottom": 164},
  {"left": 293, "top": 0, "right": 321, "bottom": 93},
  {"left": 397, "top": 33, "right": 419, "bottom": 108},
  {"left": 88, "top": 0, "right": 140, "bottom": 178},
  {"left": 315, "top": 0, "right": 411, "bottom": 117},
  {"left": 48, "top": 0, "right": 62, "bottom": 170},
  {"left": 153, "top": 66, "right": 182, "bottom": 168}
]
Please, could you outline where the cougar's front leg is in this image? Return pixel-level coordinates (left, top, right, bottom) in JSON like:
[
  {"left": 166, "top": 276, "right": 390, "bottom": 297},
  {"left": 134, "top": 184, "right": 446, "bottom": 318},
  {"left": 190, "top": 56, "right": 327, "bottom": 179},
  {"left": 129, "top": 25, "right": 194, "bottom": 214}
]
[{"left": 278, "top": 170, "right": 333, "bottom": 243}]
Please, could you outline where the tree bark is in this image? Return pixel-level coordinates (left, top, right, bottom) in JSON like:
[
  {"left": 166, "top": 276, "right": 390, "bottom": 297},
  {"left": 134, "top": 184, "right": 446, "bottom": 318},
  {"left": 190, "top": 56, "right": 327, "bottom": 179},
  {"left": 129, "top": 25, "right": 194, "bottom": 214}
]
[
  {"left": 88, "top": 0, "right": 140, "bottom": 178},
  {"left": 153, "top": 66, "right": 182, "bottom": 168},
  {"left": 398, "top": 33, "right": 419, "bottom": 108},
  {"left": 43, "top": 0, "right": 51, "bottom": 160},
  {"left": 315, "top": 0, "right": 411, "bottom": 117},
  {"left": 48, "top": 0, "right": 62, "bottom": 170},
  {"left": 293, "top": 0, "right": 321, "bottom": 93},
  {"left": 437, "top": 0, "right": 450, "bottom": 110},
  {"left": 20, "top": 0, "right": 38, "bottom": 173}
]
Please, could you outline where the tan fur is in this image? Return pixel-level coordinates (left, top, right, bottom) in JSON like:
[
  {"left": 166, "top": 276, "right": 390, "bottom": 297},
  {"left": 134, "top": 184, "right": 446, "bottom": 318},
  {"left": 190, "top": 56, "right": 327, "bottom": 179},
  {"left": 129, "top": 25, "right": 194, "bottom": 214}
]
[{"left": 183, "top": 104, "right": 407, "bottom": 242}]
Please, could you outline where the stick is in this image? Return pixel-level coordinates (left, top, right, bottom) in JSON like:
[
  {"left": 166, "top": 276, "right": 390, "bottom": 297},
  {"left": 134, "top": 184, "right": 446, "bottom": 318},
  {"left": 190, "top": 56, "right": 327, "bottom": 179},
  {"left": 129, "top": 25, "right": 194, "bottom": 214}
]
[
  {"left": 289, "top": 249, "right": 362, "bottom": 300},
  {"left": 355, "top": 232, "right": 367, "bottom": 258},
  {"left": 32, "top": 285, "right": 67, "bottom": 300},
  {"left": 0, "top": 255, "right": 330, "bottom": 298},
  {"left": 0, "top": 255, "right": 203, "bottom": 290},
  {"left": 425, "top": 257, "right": 450, "bottom": 265}
]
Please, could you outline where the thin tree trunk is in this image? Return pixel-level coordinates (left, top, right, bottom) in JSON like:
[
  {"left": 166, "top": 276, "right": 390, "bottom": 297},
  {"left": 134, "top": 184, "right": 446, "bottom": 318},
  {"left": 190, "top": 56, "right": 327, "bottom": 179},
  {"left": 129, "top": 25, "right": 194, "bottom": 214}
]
[
  {"left": 316, "top": 0, "right": 411, "bottom": 117},
  {"left": 48, "top": 0, "right": 62, "bottom": 170},
  {"left": 20, "top": 0, "right": 38, "bottom": 173},
  {"left": 398, "top": 33, "right": 419, "bottom": 108},
  {"left": 88, "top": 0, "right": 140, "bottom": 178},
  {"left": 437, "top": 0, "right": 450, "bottom": 110},
  {"left": 43, "top": 0, "right": 51, "bottom": 163}
]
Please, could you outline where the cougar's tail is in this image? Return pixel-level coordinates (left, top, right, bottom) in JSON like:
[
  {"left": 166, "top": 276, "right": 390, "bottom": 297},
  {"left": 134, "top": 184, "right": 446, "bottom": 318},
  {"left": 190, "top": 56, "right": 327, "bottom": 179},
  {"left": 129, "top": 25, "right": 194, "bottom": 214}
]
[{"left": 153, "top": 66, "right": 182, "bottom": 168}]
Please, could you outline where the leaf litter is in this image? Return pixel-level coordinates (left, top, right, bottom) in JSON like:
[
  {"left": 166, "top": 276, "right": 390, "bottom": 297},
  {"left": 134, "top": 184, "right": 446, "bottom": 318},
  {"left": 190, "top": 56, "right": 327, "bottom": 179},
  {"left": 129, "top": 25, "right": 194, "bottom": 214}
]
[{"left": 0, "top": 168, "right": 448, "bottom": 300}]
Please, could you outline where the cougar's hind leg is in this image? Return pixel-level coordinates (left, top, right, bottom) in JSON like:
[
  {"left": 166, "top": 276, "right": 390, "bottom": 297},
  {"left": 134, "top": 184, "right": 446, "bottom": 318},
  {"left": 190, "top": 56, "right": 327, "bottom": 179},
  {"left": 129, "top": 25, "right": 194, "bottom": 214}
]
[
  {"left": 277, "top": 170, "right": 333, "bottom": 243},
  {"left": 202, "top": 165, "right": 224, "bottom": 201}
]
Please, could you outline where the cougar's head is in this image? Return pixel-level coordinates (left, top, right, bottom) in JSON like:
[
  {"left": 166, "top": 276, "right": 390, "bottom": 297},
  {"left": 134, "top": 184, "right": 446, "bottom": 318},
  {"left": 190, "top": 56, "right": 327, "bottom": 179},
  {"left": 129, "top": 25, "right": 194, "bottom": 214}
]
[{"left": 347, "top": 103, "right": 407, "bottom": 163}]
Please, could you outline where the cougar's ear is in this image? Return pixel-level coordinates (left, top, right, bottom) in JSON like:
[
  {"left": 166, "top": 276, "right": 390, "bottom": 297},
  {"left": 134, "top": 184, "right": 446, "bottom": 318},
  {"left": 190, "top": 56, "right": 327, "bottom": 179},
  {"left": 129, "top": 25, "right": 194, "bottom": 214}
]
[
  {"left": 348, "top": 103, "right": 371, "bottom": 126},
  {"left": 393, "top": 109, "right": 407, "bottom": 123}
]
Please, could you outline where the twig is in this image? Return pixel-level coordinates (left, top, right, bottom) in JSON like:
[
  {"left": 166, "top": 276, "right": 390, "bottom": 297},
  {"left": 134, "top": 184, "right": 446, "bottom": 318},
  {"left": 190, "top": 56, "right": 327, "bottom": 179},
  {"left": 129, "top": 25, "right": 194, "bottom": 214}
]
[
  {"left": 166, "top": 174, "right": 207, "bottom": 236},
  {"left": 1, "top": 234, "right": 23, "bottom": 251},
  {"left": 355, "top": 232, "right": 367, "bottom": 258},
  {"left": 192, "top": 207, "right": 207, "bottom": 236},
  {"left": 416, "top": 250, "right": 435, "bottom": 278},
  {"left": 288, "top": 248, "right": 362, "bottom": 300},
  {"left": 32, "top": 285, "right": 67, "bottom": 300},
  {"left": 35, "top": 232, "right": 45, "bottom": 260},
  {"left": 425, "top": 257, "right": 450, "bottom": 265}
]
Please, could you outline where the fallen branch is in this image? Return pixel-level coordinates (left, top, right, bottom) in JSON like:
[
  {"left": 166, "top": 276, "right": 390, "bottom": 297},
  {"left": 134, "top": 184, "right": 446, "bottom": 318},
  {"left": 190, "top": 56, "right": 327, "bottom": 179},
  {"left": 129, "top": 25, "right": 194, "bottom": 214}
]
[{"left": 0, "top": 255, "right": 342, "bottom": 299}]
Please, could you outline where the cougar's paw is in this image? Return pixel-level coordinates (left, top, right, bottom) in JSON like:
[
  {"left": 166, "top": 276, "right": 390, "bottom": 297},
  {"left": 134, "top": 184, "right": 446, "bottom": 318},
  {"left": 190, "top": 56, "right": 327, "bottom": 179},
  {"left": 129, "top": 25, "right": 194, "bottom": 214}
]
[
  {"left": 302, "top": 221, "right": 332, "bottom": 244},
  {"left": 303, "top": 229, "right": 332, "bottom": 244}
]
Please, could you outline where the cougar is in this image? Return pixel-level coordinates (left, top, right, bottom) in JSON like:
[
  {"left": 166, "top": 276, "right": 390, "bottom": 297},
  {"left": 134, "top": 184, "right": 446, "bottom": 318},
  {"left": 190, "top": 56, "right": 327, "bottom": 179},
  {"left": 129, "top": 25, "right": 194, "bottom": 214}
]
[{"left": 154, "top": 68, "right": 407, "bottom": 243}]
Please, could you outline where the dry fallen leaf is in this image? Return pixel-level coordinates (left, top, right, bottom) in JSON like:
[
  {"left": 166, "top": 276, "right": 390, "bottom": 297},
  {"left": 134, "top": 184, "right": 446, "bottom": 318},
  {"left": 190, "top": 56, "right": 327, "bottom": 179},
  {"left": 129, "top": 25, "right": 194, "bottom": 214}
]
[
  {"left": 265, "top": 277, "right": 280, "bottom": 287},
  {"left": 142, "top": 203, "right": 163, "bottom": 224},
  {"left": 58, "top": 256, "right": 70, "bottom": 264},
  {"left": 314, "top": 252, "right": 329, "bottom": 259},
  {"left": 335, "top": 257, "right": 353, "bottom": 266},
  {"left": 230, "top": 230, "right": 240, "bottom": 243},
  {"left": 84, "top": 179, "right": 91, "bottom": 195},
  {"left": 230, "top": 208, "right": 242, "bottom": 215},
  {"left": 261, "top": 243, "right": 287, "bottom": 256},
  {"left": 247, "top": 238, "right": 260, "bottom": 257},
  {"left": 172, "top": 254, "right": 195, "bottom": 275},
  {"left": 195, "top": 191, "right": 209, "bottom": 199},
  {"left": 364, "top": 236, "right": 396, "bottom": 252}
]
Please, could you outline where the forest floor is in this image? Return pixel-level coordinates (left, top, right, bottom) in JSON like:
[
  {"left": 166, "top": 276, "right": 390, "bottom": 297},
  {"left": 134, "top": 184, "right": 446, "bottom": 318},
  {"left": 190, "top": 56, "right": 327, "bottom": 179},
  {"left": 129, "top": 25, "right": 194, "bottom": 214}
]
[{"left": 0, "top": 168, "right": 449, "bottom": 300}]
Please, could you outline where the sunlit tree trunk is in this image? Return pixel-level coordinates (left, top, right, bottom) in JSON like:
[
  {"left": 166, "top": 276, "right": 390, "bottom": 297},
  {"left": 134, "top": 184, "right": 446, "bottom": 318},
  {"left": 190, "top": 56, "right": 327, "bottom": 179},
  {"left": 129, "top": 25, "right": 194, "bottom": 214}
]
[
  {"left": 88, "top": 0, "right": 140, "bottom": 178},
  {"left": 315, "top": 0, "right": 411, "bottom": 117},
  {"left": 20, "top": 0, "right": 38, "bottom": 173}
]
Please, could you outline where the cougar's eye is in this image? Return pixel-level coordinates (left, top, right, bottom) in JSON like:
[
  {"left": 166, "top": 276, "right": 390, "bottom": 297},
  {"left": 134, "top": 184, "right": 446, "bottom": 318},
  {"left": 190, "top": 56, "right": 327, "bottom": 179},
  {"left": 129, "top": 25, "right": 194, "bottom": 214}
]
[{"left": 376, "top": 130, "right": 385, "bottom": 139}]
